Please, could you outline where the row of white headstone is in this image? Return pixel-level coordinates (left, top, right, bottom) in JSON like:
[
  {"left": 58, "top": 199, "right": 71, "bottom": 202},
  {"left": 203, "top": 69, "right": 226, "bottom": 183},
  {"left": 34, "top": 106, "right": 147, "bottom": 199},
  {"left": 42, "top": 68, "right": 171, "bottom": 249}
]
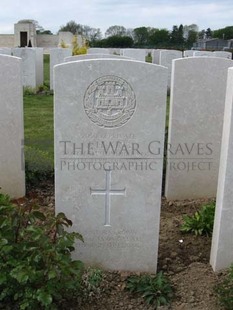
[
  {"left": 1, "top": 47, "right": 231, "bottom": 90},
  {"left": 0, "top": 52, "right": 233, "bottom": 273}
]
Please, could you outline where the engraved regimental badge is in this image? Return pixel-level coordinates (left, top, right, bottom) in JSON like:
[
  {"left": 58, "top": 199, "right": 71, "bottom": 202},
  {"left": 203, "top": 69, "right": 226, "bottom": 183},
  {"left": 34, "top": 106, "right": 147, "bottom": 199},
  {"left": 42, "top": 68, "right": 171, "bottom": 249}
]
[{"left": 83, "top": 75, "right": 136, "bottom": 128}]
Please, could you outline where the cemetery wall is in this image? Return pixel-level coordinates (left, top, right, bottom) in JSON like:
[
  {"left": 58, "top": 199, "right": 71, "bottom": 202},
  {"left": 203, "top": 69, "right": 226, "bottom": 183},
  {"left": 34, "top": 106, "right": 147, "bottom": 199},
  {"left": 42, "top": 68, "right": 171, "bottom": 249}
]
[
  {"left": 0, "top": 34, "right": 14, "bottom": 47},
  {"left": 36, "top": 34, "right": 59, "bottom": 48},
  {"left": 0, "top": 33, "right": 60, "bottom": 49}
]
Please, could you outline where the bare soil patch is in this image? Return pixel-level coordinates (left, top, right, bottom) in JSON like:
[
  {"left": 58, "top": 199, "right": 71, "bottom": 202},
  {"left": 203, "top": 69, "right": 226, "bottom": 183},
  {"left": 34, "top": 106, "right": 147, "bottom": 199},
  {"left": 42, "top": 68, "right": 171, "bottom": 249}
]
[{"left": 18, "top": 181, "right": 224, "bottom": 310}]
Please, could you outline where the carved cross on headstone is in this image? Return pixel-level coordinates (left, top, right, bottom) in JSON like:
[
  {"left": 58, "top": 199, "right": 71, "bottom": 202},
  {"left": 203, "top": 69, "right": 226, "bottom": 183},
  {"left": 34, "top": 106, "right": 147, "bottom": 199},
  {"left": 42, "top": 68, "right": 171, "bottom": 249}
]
[{"left": 90, "top": 170, "right": 126, "bottom": 226}]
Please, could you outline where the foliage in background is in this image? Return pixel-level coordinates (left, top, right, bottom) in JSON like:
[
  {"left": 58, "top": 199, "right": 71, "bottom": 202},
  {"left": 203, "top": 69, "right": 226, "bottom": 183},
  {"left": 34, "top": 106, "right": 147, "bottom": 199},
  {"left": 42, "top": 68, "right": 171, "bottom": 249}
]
[
  {"left": 180, "top": 202, "right": 215, "bottom": 236},
  {"left": 213, "top": 26, "right": 233, "bottom": 40},
  {"left": 215, "top": 264, "right": 233, "bottom": 310},
  {"left": 0, "top": 194, "right": 84, "bottom": 309},
  {"left": 126, "top": 272, "right": 173, "bottom": 308},
  {"left": 95, "top": 35, "right": 134, "bottom": 48}
]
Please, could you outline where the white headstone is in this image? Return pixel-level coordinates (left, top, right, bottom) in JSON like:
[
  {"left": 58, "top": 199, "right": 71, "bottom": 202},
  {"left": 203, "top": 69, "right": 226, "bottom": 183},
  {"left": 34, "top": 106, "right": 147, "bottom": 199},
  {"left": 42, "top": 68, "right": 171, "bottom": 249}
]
[
  {"left": 0, "top": 48, "right": 12, "bottom": 55},
  {"left": 121, "top": 49, "right": 146, "bottom": 61},
  {"left": 193, "top": 51, "right": 213, "bottom": 57},
  {"left": 165, "top": 57, "right": 233, "bottom": 200},
  {"left": 0, "top": 55, "right": 25, "bottom": 198},
  {"left": 88, "top": 48, "right": 110, "bottom": 55},
  {"left": 58, "top": 31, "right": 74, "bottom": 48},
  {"left": 210, "top": 67, "right": 233, "bottom": 271},
  {"left": 49, "top": 48, "right": 72, "bottom": 90},
  {"left": 159, "top": 50, "right": 183, "bottom": 89},
  {"left": 12, "top": 48, "right": 43, "bottom": 87},
  {"left": 152, "top": 49, "right": 163, "bottom": 64},
  {"left": 183, "top": 50, "right": 194, "bottom": 57},
  {"left": 64, "top": 54, "right": 129, "bottom": 62},
  {"left": 54, "top": 59, "right": 168, "bottom": 272},
  {"left": 35, "top": 48, "right": 44, "bottom": 86},
  {"left": 108, "top": 48, "right": 121, "bottom": 55},
  {"left": 213, "top": 51, "right": 232, "bottom": 59},
  {"left": 12, "top": 48, "right": 37, "bottom": 88}
]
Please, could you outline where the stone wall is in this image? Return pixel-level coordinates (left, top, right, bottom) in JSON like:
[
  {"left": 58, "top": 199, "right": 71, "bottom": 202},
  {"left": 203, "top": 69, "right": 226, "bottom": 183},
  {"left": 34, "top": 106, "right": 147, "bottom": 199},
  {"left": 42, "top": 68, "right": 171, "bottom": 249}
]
[
  {"left": 36, "top": 34, "right": 59, "bottom": 48},
  {"left": 0, "top": 33, "right": 59, "bottom": 50},
  {"left": 0, "top": 34, "right": 14, "bottom": 47}
]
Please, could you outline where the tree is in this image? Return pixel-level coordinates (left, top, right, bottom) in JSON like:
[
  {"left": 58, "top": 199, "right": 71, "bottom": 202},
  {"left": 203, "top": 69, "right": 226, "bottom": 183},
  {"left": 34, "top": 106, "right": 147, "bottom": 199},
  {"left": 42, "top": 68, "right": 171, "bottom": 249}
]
[
  {"left": 186, "top": 30, "right": 198, "bottom": 48},
  {"left": 149, "top": 29, "right": 170, "bottom": 47},
  {"left": 59, "top": 20, "right": 82, "bottom": 34},
  {"left": 81, "top": 25, "right": 102, "bottom": 45},
  {"left": 198, "top": 29, "right": 206, "bottom": 39},
  {"left": 106, "top": 35, "right": 133, "bottom": 47},
  {"left": 205, "top": 28, "right": 212, "bottom": 39},
  {"left": 133, "top": 27, "right": 149, "bottom": 46},
  {"left": 38, "top": 30, "right": 53, "bottom": 35},
  {"left": 105, "top": 25, "right": 126, "bottom": 37},
  {"left": 93, "top": 35, "right": 133, "bottom": 48},
  {"left": 183, "top": 24, "right": 198, "bottom": 39},
  {"left": 126, "top": 28, "right": 134, "bottom": 40},
  {"left": 213, "top": 26, "right": 233, "bottom": 40}
]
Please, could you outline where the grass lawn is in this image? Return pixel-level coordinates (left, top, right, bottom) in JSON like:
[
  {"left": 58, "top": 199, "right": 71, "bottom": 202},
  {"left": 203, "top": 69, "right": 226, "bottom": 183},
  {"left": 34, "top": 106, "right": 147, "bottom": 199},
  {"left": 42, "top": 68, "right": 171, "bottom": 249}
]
[
  {"left": 23, "top": 55, "right": 54, "bottom": 181},
  {"left": 24, "top": 94, "right": 54, "bottom": 158}
]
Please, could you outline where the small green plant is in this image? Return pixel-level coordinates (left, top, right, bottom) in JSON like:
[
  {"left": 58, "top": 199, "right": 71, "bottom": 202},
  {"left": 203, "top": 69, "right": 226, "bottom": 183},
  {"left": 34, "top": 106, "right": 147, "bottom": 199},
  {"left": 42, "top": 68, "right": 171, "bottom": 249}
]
[
  {"left": 0, "top": 193, "right": 11, "bottom": 206},
  {"left": 23, "top": 87, "right": 37, "bottom": 96},
  {"left": 180, "top": 202, "right": 215, "bottom": 236},
  {"left": 81, "top": 267, "right": 103, "bottom": 300},
  {"left": 60, "top": 39, "right": 68, "bottom": 48},
  {"left": 0, "top": 195, "right": 84, "bottom": 309},
  {"left": 126, "top": 272, "right": 173, "bottom": 308},
  {"left": 72, "top": 35, "right": 88, "bottom": 55},
  {"left": 215, "top": 264, "right": 233, "bottom": 309}
]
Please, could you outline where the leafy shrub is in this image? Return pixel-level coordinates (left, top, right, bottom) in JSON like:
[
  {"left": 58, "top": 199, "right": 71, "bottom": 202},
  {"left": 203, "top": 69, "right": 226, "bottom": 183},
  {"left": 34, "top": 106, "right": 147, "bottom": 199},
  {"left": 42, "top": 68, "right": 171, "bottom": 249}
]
[
  {"left": 0, "top": 193, "right": 11, "bottom": 206},
  {"left": 126, "top": 272, "right": 173, "bottom": 308},
  {"left": 24, "top": 146, "right": 54, "bottom": 185},
  {"left": 72, "top": 35, "right": 87, "bottom": 55},
  {"left": 215, "top": 265, "right": 233, "bottom": 309},
  {"left": 60, "top": 39, "right": 68, "bottom": 48},
  {"left": 0, "top": 196, "right": 84, "bottom": 309},
  {"left": 180, "top": 202, "right": 215, "bottom": 236}
]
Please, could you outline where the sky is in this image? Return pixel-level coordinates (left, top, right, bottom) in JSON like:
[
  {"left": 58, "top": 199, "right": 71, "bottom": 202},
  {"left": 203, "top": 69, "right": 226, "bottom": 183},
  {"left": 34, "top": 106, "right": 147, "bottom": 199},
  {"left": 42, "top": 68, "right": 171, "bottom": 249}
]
[{"left": 0, "top": 0, "right": 233, "bottom": 36}]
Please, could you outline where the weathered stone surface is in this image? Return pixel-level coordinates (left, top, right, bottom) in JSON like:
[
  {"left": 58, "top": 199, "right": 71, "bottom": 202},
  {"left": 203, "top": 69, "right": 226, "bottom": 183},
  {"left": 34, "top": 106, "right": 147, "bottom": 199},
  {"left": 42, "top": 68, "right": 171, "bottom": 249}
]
[
  {"left": 121, "top": 49, "right": 146, "bottom": 61},
  {"left": 183, "top": 50, "right": 194, "bottom": 57},
  {"left": 54, "top": 59, "right": 167, "bottom": 272},
  {"left": 0, "top": 48, "right": 12, "bottom": 55},
  {"left": 159, "top": 50, "right": 183, "bottom": 89},
  {"left": 88, "top": 48, "right": 110, "bottom": 54},
  {"left": 213, "top": 51, "right": 232, "bottom": 59},
  {"left": 152, "top": 49, "right": 164, "bottom": 64},
  {"left": 12, "top": 48, "right": 37, "bottom": 87},
  {"left": 210, "top": 67, "right": 233, "bottom": 271},
  {"left": 64, "top": 54, "right": 129, "bottom": 62},
  {"left": 193, "top": 51, "right": 213, "bottom": 56},
  {"left": 35, "top": 48, "right": 44, "bottom": 86},
  {"left": 0, "top": 55, "right": 25, "bottom": 197},
  {"left": 165, "top": 57, "right": 233, "bottom": 199},
  {"left": 49, "top": 48, "right": 72, "bottom": 90}
]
